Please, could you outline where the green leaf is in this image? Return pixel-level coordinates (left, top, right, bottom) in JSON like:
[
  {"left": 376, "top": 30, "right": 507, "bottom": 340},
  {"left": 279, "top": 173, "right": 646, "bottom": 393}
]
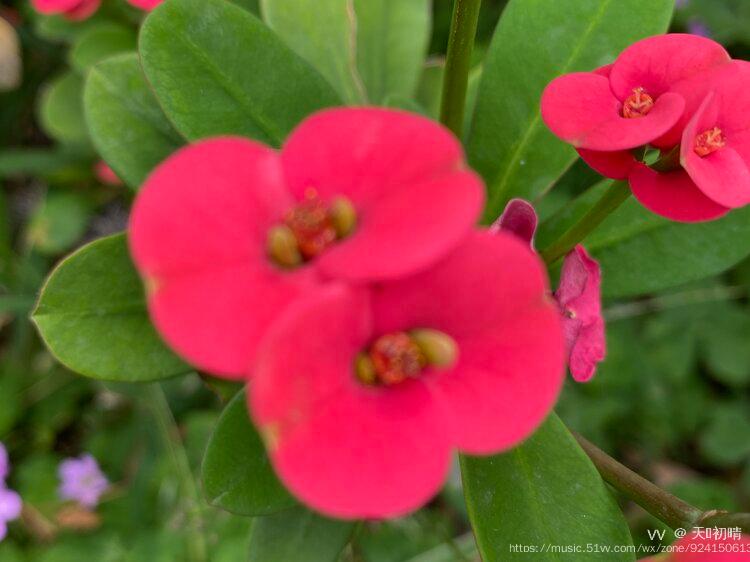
[
  {"left": 202, "top": 390, "right": 296, "bottom": 516},
  {"left": 353, "top": 0, "right": 431, "bottom": 103},
  {"left": 25, "top": 191, "right": 92, "bottom": 255},
  {"left": 461, "top": 414, "right": 634, "bottom": 562},
  {"left": 85, "top": 53, "right": 184, "bottom": 190},
  {"left": 139, "top": 0, "right": 341, "bottom": 145},
  {"left": 699, "top": 404, "right": 750, "bottom": 467},
  {"left": 467, "top": 0, "right": 675, "bottom": 221},
  {"left": 38, "top": 72, "right": 90, "bottom": 146},
  {"left": 32, "top": 233, "right": 190, "bottom": 382},
  {"left": 260, "top": 0, "right": 365, "bottom": 103},
  {"left": 248, "top": 507, "right": 355, "bottom": 562},
  {"left": 539, "top": 182, "right": 750, "bottom": 298},
  {"left": 698, "top": 303, "right": 750, "bottom": 387},
  {"left": 69, "top": 24, "right": 137, "bottom": 73}
]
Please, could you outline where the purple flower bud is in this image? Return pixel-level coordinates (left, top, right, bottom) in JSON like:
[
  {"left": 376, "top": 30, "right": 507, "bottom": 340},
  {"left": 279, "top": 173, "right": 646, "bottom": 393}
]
[
  {"left": 490, "top": 198, "right": 538, "bottom": 249},
  {"left": 687, "top": 19, "right": 711, "bottom": 38},
  {"left": 58, "top": 455, "right": 109, "bottom": 508}
]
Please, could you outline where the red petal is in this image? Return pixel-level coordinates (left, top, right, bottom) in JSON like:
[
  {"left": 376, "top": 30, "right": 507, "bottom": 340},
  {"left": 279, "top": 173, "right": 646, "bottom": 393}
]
[
  {"left": 629, "top": 163, "right": 729, "bottom": 222},
  {"left": 577, "top": 148, "right": 637, "bottom": 180}
]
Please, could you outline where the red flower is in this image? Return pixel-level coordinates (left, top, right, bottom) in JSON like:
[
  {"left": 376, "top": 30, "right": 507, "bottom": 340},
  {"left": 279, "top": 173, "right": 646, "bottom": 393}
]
[
  {"left": 554, "top": 246, "right": 605, "bottom": 382},
  {"left": 249, "top": 231, "right": 565, "bottom": 518},
  {"left": 129, "top": 109, "right": 483, "bottom": 378},
  {"left": 31, "top": 0, "right": 100, "bottom": 20},
  {"left": 542, "top": 35, "right": 729, "bottom": 152},
  {"left": 631, "top": 61, "right": 750, "bottom": 221}
]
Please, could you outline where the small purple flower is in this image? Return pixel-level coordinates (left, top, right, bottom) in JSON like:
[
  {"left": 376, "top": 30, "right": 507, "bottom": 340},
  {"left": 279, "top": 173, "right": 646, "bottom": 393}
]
[
  {"left": 0, "top": 487, "right": 22, "bottom": 541},
  {"left": 675, "top": 0, "right": 689, "bottom": 8},
  {"left": 58, "top": 455, "right": 109, "bottom": 508}
]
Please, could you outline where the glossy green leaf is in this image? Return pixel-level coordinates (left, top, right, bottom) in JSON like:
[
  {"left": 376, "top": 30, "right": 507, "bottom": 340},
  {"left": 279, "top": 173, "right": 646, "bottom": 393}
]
[
  {"left": 461, "top": 414, "right": 634, "bottom": 562},
  {"left": 38, "top": 72, "right": 90, "bottom": 146},
  {"left": 467, "top": 0, "right": 675, "bottom": 221},
  {"left": 32, "top": 234, "right": 190, "bottom": 382},
  {"left": 353, "top": 0, "right": 431, "bottom": 103},
  {"left": 260, "top": 0, "right": 365, "bottom": 103},
  {"left": 139, "top": 0, "right": 341, "bottom": 145},
  {"left": 85, "top": 53, "right": 184, "bottom": 189},
  {"left": 202, "top": 390, "right": 295, "bottom": 516},
  {"left": 248, "top": 507, "right": 355, "bottom": 562},
  {"left": 539, "top": 182, "right": 750, "bottom": 298},
  {"left": 69, "top": 24, "right": 137, "bottom": 73}
]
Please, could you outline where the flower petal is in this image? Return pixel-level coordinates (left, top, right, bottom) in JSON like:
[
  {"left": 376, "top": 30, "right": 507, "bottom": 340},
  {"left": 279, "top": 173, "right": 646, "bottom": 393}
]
[
  {"left": 127, "top": 0, "right": 161, "bottom": 9},
  {"left": 250, "top": 286, "right": 451, "bottom": 519},
  {"left": 629, "top": 163, "right": 729, "bottom": 222},
  {"left": 541, "top": 72, "right": 684, "bottom": 151},
  {"left": 373, "top": 231, "right": 565, "bottom": 454},
  {"left": 129, "top": 137, "right": 320, "bottom": 377},
  {"left": 577, "top": 148, "right": 637, "bottom": 180},
  {"left": 609, "top": 34, "right": 730, "bottom": 100},
  {"left": 281, "top": 108, "right": 465, "bottom": 207},
  {"left": 31, "top": 0, "right": 83, "bottom": 14},
  {"left": 64, "top": 0, "right": 99, "bottom": 19},
  {"left": 317, "top": 169, "right": 484, "bottom": 281}
]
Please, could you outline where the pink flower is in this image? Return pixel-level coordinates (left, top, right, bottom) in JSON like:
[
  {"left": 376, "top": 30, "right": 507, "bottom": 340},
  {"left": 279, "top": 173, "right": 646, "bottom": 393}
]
[
  {"left": 30, "top": 0, "right": 100, "bottom": 20},
  {"left": 94, "top": 161, "right": 122, "bottom": 187},
  {"left": 58, "top": 454, "right": 109, "bottom": 508},
  {"left": 126, "top": 0, "right": 162, "bottom": 10},
  {"left": 489, "top": 198, "right": 537, "bottom": 248},
  {"left": 490, "top": 200, "right": 606, "bottom": 381},
  {"left": 249, "top": 231, "right": 565, "bottom": 518},
  {"left": 542, "top": 34, "right": 729, "bottom": 152},
  {"left": 640, "top": 530, "right": 750, "bottom": 561},
  {"left": 554, "top": 246, "right": 605, "bottom": 382},
  {"left": 129, "top": 108, "right": 483, "bottom": 378},
  {"left": 631, "top": 61, "right": 750, "bottom": 221}
]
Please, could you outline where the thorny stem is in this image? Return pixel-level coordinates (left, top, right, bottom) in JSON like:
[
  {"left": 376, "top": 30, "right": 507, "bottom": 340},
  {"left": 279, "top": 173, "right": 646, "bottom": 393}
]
[
  {"left": 574, "top": 433, "right": 750, "bottom": 534},
  {"left": 540, "top": 180, "right": 631, "bottom": 265},
  {"left": 147, "top": 384, "right": 208, "bottom": 562},
  {"left": 440, "top": 0, "right": 482, "bottom": 137}
]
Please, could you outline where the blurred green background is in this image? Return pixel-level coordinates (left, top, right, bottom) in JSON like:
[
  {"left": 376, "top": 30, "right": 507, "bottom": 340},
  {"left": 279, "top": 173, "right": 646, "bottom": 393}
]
[{"left": 1, "top": 0, "right": 749, "bottom": 560}]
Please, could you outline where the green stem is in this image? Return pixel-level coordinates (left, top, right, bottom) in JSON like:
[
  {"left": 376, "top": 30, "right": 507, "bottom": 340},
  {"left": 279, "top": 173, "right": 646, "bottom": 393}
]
[
  {"left": 540, "top": 180, "right": 631, "bottom": 265},
  {"left": 439, "top": 0, "right": 482, "bottom": 137},
  {"left": 575, "top": 433, "right": 750, "bottom": 534},
  {"left": 147, "top": 385, "right": 208, "bottom": 562}
]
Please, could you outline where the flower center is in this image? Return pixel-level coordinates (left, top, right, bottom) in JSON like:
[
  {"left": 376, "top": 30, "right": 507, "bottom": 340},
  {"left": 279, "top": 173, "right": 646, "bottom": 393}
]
[
  {"left": 267, "top": 190, "right": 356, "bottom": 268},
  {"left": 355, "top": 329, "right": 458, "bottom": 386},
  {"left": 622, "top": 87, "right": 654, "bottom": 119},
  {"left": 694, "top": 127, "right": 726, "bottom": 157}
]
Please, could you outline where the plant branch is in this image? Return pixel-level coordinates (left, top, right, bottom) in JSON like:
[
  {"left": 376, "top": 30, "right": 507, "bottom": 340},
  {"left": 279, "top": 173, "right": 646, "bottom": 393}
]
[
  {"left": 574, "top": 432, "right": 750, "bottom": 534},
  {"left": 440, "top": 0, "right": 482, "bottom": 137},
  {"left": 540, "top": 180, "right": 631, "bottom": 266}
]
